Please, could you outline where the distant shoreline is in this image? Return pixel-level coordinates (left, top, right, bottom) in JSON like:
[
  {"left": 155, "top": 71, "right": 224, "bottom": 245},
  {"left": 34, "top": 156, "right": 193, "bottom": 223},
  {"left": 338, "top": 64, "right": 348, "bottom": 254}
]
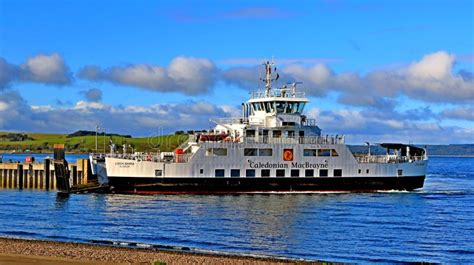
[{"left": 0, "top": 237, "right": 314, "bottom": 264}]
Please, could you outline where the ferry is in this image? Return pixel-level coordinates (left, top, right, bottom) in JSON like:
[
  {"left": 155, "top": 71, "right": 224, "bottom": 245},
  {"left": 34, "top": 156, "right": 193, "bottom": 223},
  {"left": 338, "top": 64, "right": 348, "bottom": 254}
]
[{"left": 94, "top": 61, "right": 428, "bottom": 194}]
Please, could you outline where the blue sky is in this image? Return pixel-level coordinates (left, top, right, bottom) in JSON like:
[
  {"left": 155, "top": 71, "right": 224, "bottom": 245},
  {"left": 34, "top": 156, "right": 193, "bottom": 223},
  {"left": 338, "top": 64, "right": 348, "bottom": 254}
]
[{"left": 0, "top": 0, "right": 473, "bottom": 144}]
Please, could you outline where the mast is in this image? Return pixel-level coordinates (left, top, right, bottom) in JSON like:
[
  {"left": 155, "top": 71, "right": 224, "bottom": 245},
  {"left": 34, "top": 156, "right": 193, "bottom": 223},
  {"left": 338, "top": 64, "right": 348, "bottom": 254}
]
[{"left": 263, "top": 60, "right": 279, "bottom": 97}]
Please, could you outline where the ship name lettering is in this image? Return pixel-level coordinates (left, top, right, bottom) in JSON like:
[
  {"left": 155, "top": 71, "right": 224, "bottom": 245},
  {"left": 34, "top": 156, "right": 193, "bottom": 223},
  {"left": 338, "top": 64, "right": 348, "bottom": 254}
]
[{"left": 248, "top": 160, "right": 328, "bottom": 169}]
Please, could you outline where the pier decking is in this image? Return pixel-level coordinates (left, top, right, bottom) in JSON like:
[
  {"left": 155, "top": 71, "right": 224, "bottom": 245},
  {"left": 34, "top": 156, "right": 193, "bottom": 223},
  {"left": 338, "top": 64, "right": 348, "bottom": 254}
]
[{"left": 0, "top": 159, "right": 91, "bottom": 190}]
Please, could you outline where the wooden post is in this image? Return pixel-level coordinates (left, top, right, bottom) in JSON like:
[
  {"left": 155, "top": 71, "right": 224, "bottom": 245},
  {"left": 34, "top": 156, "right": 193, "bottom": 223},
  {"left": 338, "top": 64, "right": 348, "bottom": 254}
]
[
  {"left": 0, "top": 168, "right": 3, "bottom": 188},
  {"left": 83, "top": 159, "right": 89, "bottom": 184},
  {"left": 45, "top": 159, "right": 50, "bottom": 190},
  {"left": 28, "top": 164, "right": 33, "bottom": 189},
  {"left": 72, "top": 165, "right": 77, "bottom": 186},
  {"left": 18, "top": 164, "right": 23, "bottom": 189}
]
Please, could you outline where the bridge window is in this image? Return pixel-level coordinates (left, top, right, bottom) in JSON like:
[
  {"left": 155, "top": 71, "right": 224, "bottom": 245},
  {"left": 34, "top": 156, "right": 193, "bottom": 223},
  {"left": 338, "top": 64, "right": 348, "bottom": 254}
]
[
  {"left": 305, "top": 169, "right": 314, "bottom": 177},
  {"left": 244, "top": 148, "right": 258, "bottom": 156},
  {"left": 318, "top": 149, "right": 331, "bottom": 157},
  {"left": 276, "top": 169, "right": 285, "bottom": 177},
  {"left": 304, "top": 149, "right": 317, "bottom": 156},
  {"left": 231, "top": 169, "right": 240, "bottom": 177},
  {"left": 275, "top": 101, "right": 286, "bottom": 113},
  {"left": 246, "top": 169, "right": 256, "bottom": 177},
  {"left": 261, "top": 169, "right": 270, "bottom": 177},
  {"left": 320, "top": 169, "right": 328, "bottom": 177},
  {"left": 331, "top": 149, "right": 339, "bottom": 157},
  {"left": 298, "top": 102, "right": 306, "bottom": 113},
  {"left": 215, "top": 169, "right": 225, "bottom": 177},
  {"left": 291, "top": 169, "right": 299, "bottom": 177},
  {"left": 265, "top": 102, "right": 274, "bottom": 113},
  {"left": 259, "top": 148, "right": 273, "bottom": 156},
  {"left": 334, "top": 169, "right": 342, "bottom": 177}
]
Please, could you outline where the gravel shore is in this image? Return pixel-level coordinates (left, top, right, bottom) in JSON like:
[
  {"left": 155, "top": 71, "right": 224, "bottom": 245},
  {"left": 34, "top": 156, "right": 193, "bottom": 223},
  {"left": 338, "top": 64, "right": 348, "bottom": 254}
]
[{"left": 0, "top": 238, "right": 316, "bottom": 264}]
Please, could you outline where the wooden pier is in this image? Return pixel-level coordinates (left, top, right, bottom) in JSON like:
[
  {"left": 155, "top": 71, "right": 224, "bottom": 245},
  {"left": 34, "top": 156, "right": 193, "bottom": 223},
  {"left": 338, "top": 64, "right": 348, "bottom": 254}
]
[{"left": 0, "top": 159, "right": 91, "bottom": 190}]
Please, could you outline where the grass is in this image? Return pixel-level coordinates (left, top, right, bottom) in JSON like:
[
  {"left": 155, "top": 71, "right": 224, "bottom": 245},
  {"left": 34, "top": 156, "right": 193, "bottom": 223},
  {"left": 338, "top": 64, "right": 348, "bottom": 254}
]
[{"left": 0, "top": 132, "right": 189, "bottom": 153}]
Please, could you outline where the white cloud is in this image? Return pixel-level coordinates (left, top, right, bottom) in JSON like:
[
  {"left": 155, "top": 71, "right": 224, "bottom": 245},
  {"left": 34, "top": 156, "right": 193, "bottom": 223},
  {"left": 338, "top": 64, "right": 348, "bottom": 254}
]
[
  {"left": 0, "top": 54, "right": 72, "bottom": 88},
  {"left": 441, "top": 107, "right": 474, "bottom": 121},
  {"left": 0, "top": 90, "right": 236, "bottom": 135},
  {"left": 78, "top": 56, "right": 218, "bottom": 95},
  {"left": 222, "top": 51, "right": 474, "bottom": 105}
]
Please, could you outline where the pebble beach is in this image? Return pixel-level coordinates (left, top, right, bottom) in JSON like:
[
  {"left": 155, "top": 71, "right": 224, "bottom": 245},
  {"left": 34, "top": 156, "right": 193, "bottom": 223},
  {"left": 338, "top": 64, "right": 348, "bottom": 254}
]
[{"left": 0, "top": 238, "right": 315, "bottom": 265}]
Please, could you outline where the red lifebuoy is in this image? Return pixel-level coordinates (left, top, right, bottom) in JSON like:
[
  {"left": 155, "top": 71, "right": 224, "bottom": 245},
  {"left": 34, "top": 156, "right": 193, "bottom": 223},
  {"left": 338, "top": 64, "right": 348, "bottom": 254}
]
[{"left": 283, "top": 149, "right": 293, "bottom": 161}]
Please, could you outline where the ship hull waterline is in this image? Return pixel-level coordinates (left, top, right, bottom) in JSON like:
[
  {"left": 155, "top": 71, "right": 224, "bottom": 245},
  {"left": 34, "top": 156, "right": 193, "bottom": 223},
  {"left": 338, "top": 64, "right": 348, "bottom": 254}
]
[{"left": 107, "top": 176, "right": 425, "bottom": 194}]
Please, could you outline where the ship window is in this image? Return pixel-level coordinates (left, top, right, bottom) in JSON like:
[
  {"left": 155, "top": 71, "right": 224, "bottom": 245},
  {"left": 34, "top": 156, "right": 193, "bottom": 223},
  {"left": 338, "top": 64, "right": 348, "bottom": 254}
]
[
  {"left": 334, "top": 169, "right": 342, "bottom": 177},
  {"left": 231, "top": 169, "right": 240, "bottom": 177},
  {"left": 304, "top": 149, "right": 317, "bottom": 156},
  {"left": 206, "top": 148, "right": 227, "bottom": 156},
  {"left": 261, "top": 169, "right": 270, "bottom": 177},
  {"left": 287, "top": 131, "right": 295, "bottom": 138},
  {"left": 246, "top": 169, "right": 256, "bottom": 177},
  {"left": 200, "top": 169, "right": 204, "bottom": 174},
  {"left": 215, "top": 169, "right": 225, "bottom": 177},
  {"left": 358, "top": 169, "right": 362, "bottom": 174},
  {"left": 398, "top": 170, "right": 403, "bottom": 176},
  {"left": 155, "top": 170, "right": 163, "bottom": 177},
  {"left": 273, "top": 130, "right": 282, "bottom": 138},
  {"left": 320, "top": 169, "right": 328, "bottom": 177},
  {"left": 291, "top": 169, "right": 299, "bottom": 177},
  {"left": 276, "top": 169, "right": 285, "bottom": 177},
  {"left": 366, "top": 169, "right": 369, "bottom": 174},
  {"left": 331, "top": 149, "right": 339, "bottom": 157},
  {"left": 305, "top": 169, "right": 314, "bottom": 177},
  {"left": 246, "top": 130, "right": 255, "bottom": 137},
  {"left": 318, "top": 149, "right": 331, "bottom": 157},
  {"left": 244, "top": 148, "right": 258, "bottom": 156},
  {"left": 259, "top": 148, "right": 273, "bottom": 156}
]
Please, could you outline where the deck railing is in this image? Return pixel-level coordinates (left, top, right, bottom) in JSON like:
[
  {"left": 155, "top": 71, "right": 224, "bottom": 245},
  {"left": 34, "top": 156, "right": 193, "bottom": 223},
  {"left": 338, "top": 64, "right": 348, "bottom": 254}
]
[
  {"left": 356, "top": 155, "right": 425, "bottom": 164},
  {"left": 250, "top": 91, "right": 306, "bottom": 99},
  {"left": 102, "top": 152, "right": 193, "bottom": 163},
  {"left": 243, "top": 135, "right": 345, "bottom": 145}
]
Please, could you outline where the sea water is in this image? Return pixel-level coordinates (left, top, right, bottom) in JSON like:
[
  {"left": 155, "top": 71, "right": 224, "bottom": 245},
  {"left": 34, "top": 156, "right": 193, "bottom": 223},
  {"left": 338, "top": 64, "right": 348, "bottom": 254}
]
[{"left": 0, "top": 156, "right": 472, "bottom": 263}]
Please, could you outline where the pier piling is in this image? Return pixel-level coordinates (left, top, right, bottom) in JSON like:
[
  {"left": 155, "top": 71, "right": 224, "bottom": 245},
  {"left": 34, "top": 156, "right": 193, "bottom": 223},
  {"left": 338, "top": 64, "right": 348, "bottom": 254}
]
[{"left": 0, "top": 158, "right": 91, "bottom": 191}]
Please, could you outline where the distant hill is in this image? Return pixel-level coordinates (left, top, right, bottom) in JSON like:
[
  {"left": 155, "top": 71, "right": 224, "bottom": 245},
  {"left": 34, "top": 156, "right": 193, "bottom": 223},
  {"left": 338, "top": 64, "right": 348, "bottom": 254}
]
[
  {"left": 67, "top": 130, "right": 131, "bottom": 138},
  {"left": 0, "top": 131, "right": 187, "bottom": 153},
  {"left": 349, "top": 144, "right": 474, "bottom": 156}
]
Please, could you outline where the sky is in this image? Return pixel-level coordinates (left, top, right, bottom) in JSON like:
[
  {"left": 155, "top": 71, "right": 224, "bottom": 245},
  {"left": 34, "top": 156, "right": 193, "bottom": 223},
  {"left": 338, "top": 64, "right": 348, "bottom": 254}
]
[{"left": 0, "top": 0, "right": 473, "bottom": 144}]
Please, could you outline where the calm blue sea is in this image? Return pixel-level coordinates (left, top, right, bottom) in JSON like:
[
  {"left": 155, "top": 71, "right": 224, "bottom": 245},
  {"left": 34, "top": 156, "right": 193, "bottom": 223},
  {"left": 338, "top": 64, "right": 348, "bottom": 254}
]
[{"left": 0, "top": 156, "right": 473, "bottom": 263}]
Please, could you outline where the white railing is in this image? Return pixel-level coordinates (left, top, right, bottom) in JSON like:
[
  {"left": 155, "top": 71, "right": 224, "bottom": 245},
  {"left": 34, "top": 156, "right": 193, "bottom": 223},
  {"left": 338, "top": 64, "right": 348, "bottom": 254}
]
[
  {"left": 102, "top": 152, "right": 193, "bottom": 163},
  {"left": 250, "top": 91, "right": 306, "bottom": 99},
  {"left": 243, "top": 135, "right": 345, "bottom": 145},
  {"left": 302, "top": 118, "right": 317, "bottom": 126},
  {"left": 210, "top": 117, "right": 246, "bottom": 125},
  {"left": 356, "top": 155, "right": 425, "bottom": 164}
]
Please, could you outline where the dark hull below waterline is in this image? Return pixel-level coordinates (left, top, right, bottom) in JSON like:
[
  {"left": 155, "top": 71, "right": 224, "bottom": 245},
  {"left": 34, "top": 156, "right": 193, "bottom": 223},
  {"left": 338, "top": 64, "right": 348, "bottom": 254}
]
[{"left": 107, "top": 176, "right": 426, "bottom": 194}]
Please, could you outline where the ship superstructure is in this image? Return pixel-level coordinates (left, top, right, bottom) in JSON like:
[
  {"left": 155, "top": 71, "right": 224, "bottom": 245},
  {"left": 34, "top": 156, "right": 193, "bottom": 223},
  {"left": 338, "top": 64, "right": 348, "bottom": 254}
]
[{"left": 98, "top": 61, "right": 428, "bottom": 194}]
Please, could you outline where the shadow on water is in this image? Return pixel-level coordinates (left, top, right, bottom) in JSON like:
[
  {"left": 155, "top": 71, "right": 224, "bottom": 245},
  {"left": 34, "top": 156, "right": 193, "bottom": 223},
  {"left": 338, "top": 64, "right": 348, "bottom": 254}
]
[{"left": 55, "top": 193, "right": 70, "bottom": 209}]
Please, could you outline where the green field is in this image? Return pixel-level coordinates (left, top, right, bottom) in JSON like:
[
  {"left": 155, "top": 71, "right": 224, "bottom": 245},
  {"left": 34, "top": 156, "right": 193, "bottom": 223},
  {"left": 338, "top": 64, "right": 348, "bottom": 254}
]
[{"left": 0, "top": 132, "right": 189, "bottom": 153}]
